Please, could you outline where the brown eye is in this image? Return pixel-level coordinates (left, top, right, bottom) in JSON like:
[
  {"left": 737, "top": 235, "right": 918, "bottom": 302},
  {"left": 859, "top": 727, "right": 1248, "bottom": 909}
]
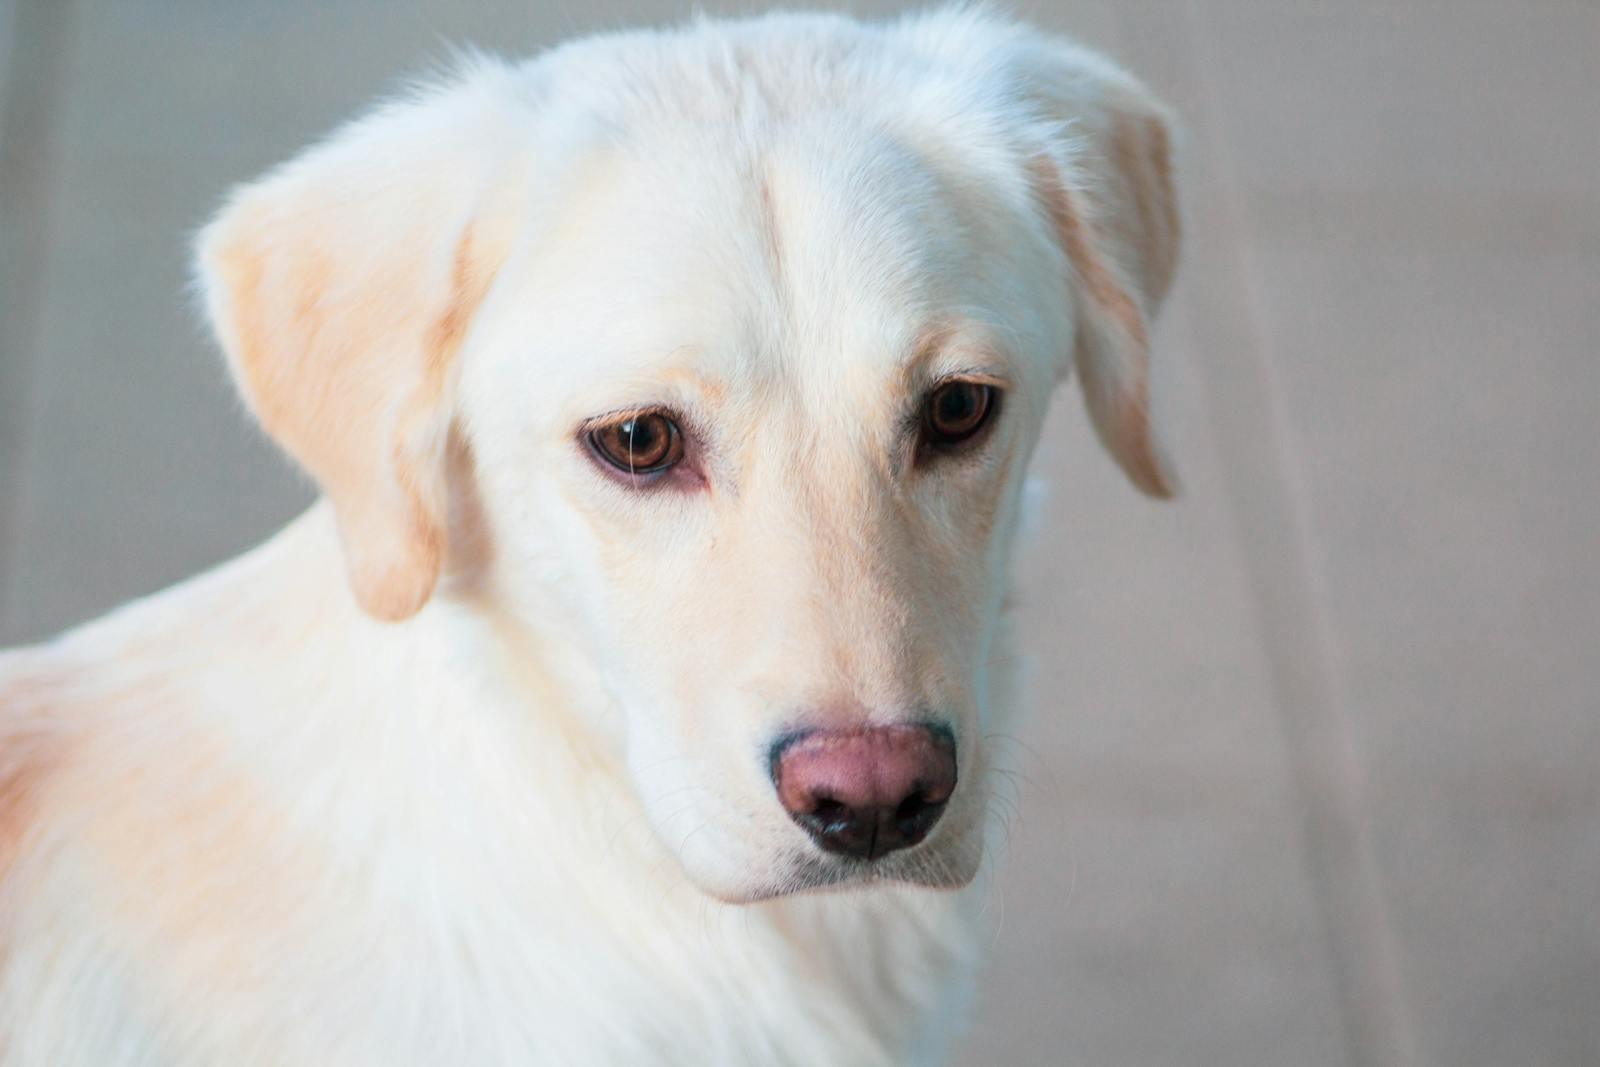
[
  {"left": 588, "top": 412, "right": 683, "bottom": 475},
  {"left": 922, "top": 380, "right": 997, "bottom": 450}
]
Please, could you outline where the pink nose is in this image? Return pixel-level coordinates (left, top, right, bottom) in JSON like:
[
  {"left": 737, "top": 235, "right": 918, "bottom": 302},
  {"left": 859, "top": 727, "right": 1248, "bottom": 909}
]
[{"left": 770, "top": 725, "right": 957, "bottom": 861}]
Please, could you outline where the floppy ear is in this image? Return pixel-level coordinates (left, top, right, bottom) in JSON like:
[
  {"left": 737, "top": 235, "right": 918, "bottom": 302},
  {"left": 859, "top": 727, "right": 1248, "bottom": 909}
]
[
  {"left": 1019, "top": 44, "right": 1182, "bottom": 498},
  {"left": 197, "top": 69, "right": 527, "bottom": 621}
]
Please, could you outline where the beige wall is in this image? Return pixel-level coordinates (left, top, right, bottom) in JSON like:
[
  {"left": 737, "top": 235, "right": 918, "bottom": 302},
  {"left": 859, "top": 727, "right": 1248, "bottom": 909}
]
[{"left": 1, "top": 2, "right": 1597, "bottom": 1063}]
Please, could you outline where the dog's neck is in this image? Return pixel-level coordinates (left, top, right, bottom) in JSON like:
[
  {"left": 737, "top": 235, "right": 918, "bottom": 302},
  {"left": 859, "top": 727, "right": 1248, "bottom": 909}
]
[
  {"left": 61, "top": 502, "right": 648, "bottom": 886},
  {"left": 248, "top": 502, "right": 621, "bottom": 742}
]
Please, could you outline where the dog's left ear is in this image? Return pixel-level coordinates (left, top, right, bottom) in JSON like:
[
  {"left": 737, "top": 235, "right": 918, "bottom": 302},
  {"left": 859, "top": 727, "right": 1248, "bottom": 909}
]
[
  {"left": 1017, "top": 43, "right": 1182, "bottom": 498},
  {"left": 197, "top": 72, "right": 526, "bottom": 621}
]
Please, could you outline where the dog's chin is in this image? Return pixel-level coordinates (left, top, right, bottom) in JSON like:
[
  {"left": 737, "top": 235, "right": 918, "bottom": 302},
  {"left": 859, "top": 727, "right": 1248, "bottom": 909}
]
[{"left": 688, "top": 841, "right": 985, "bottom": 905}]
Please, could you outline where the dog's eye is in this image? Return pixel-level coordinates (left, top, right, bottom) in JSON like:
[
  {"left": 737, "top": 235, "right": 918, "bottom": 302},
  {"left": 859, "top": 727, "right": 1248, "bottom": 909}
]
[
  {"left": 921, "top": 380, "right": 998, "bottom": 452},
  {"left": 588, "top": 412, "right": 684, "bottom": 475}
]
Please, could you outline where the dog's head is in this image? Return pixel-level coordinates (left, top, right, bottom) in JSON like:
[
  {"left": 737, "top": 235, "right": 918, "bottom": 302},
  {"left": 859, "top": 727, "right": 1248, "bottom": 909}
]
[{"left": 196, "top": 10, "right": 1178, "bottom": 902}]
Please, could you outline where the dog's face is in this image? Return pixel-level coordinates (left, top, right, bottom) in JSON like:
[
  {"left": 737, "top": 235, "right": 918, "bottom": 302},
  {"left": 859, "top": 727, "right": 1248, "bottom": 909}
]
[
  {"left": 198, "top": 12, "right": 1178, "bottom": 902},
  {"left": 461, "top": 133, "right": 1061, "bottom": 899}
]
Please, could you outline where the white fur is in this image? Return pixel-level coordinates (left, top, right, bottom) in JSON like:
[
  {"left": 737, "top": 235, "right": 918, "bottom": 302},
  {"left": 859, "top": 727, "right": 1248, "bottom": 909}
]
[{"left": 0, "top": 8, "right": 1178, "bottom": 1064}]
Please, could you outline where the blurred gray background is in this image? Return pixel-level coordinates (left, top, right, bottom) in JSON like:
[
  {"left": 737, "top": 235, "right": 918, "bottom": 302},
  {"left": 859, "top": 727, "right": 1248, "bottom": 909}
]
[{"left": 1, "top": 1, "right": 1597, "bottom": 1064}]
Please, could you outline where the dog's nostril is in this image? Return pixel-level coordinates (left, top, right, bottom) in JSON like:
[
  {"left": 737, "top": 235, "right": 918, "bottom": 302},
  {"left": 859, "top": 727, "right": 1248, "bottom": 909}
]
[
  {"left": 811, "top": 798, "right": 850, "bottom": 828},
  {"left": 896, "top": 791, "right": 931, "bottom": 823},
  {"left": 771, "top": 724, "right": 957, "bottom": 862}
]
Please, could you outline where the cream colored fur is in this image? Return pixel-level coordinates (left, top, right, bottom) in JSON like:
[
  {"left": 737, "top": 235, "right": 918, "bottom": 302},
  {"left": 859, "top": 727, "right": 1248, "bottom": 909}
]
[{"left": 0, "top": 8, "right": 1179, "bottom": 1064}]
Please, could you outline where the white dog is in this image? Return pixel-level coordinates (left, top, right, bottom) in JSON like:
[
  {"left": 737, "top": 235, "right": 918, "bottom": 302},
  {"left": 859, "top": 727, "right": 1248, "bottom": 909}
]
[{"left": 0, "top": 7, "right": 1178, "bottom": 1064}]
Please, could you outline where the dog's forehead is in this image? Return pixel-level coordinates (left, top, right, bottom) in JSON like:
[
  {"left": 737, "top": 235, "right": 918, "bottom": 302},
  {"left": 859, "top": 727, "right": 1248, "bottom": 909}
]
[{"left": 488, "top": 115, "right": 1016, "bottom": 421}]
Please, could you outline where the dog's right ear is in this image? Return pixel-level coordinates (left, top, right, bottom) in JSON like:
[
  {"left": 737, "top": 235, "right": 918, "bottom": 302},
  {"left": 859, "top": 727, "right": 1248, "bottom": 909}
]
[
  {"left": 196, "top": 68, "right": 529, "bottom": 622},
  {"left": 1020, "top": 51, "right": 1182, "bottom": 499}
]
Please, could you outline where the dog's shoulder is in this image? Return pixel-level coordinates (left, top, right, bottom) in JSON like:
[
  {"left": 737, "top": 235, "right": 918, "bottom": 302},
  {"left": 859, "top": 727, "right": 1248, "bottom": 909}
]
[
  {"left": 0, "top": 528, "right": 317, "bottom": 892},
  {"left": 0, "top": 646, "right": 74, "bottom": 887}
]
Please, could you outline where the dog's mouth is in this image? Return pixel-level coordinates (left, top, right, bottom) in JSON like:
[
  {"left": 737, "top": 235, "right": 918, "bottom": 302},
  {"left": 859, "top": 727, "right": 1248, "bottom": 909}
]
[
  {"left": 704, "top": 834, "right": 984, "bottom": 904},
  {"left": 792, "top": 849, "right": 978, "bottom": 895}
]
